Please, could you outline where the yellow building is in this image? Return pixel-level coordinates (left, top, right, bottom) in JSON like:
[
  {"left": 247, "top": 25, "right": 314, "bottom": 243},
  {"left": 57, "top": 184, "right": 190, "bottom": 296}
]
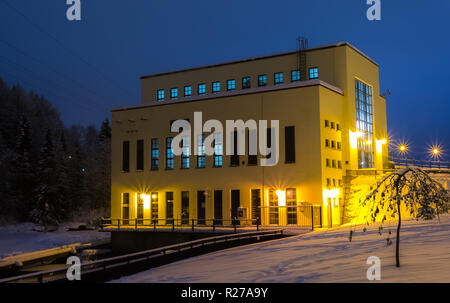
[{"left": 110, "top": 42, "right": 388, "bottom": 228}]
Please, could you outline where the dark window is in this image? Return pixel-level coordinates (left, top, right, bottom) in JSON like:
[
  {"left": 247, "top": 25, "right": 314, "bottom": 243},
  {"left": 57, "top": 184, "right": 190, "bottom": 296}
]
[
  {"left": 274, "top": 72, "right": 283, "bottom": 85},
  {"left": 242, "top": 77, "right": 251, "bottom": 89},
  {"left": 227, "top": 79, "right": 236, "bottom": 91},
  {"left": 214, "top": 190, "right": 223, "bottom": 225},
  {"left": 122, "top": 141, "right": 129, "bottom": 172},
  {"left": 184, "top": 86, "right": 192, "bottom": 97},
  {"left": 325, "top": 120, "right": 329, "bottom": 127},
  {"left": 251, "top": 189, "right": 261, "bottom": 224},
  {"left": 332, "top": 160, "right": 336, "bottom": 168},
  {"left": 309, "top": 67, "right": 319, "bottom": 79},
  {"left": 197, "top": 191, "right": 206, "bottom": 225},
  {"left": 336, "top": 123, "right": 341, "bottom": 131},
  {"left": 170, "top": 88, "right": 178, "bottom": 99},
  {"left": 338, "top": 160, "right": 342, "bottom": 169},
  {"left": 166, "top": 137, "right": 174, "bottom": 169},
  {"left": 151, "top": 138, "right": 159, "bottom": 170},
  {"left": 285, "top": 126, "right": 295, "bottom": 163},
  {"left": 248, "top": 129, "right": 257, "bottom": 165},
  {"left": 326, "top": 159, "right": 330, "bottom": 167},
  {"left": 197, "top": 135, "right": 205, "bottom": 168},
  {"left": 157, "top": 89, "right": 164, "bottom": 101},
  {"left": 230, "top": 131, "right": 239, "bottom": 166},
  {"left": 181, "top": 191, "right": 189, "bottom": 224},
  {"left": 331, "top": 140, "right": 336, "bottom": 149},
  {"left": 136, "top": 139, "right": 144, "bottom": 170},
  {"left": 330, "top": 122, "right": 335, "bottom": 129},
  {"left": 166, "top": 192, "right": 174, "bottom": 224},
  {"left": 258, "top": 75, "right": 267, "bottom": 87},
  {"left": 198, "top": 83, "right": 206, "bottom": 96},
  {"left": 325, "top": 139, "right": 330, "bottom": 148},
  {"left": 337, "top": 142, "right": 342, "bottom": 150},
  {"left": 291, "top": 70, "right": 300, "bottom": 82},
  {"left": 212, "top": 81, "right": 220, "bottom": 93},
  {"left": 266, "top": 128, "right": 273, "bottom": 159},
  {"left": 231, "top": 190, "right": 240, "bottom": 225}
]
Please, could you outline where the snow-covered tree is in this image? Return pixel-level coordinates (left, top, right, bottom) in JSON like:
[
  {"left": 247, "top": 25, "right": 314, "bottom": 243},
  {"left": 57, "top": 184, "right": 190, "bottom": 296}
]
[{"left": 358, "top": 167, "right": 450, "bottom": 267}]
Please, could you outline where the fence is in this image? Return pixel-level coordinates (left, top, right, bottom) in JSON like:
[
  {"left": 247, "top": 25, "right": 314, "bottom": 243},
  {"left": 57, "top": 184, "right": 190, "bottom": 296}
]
[{"left": 389, "top": 156, "right": 450, "bottom": 169}]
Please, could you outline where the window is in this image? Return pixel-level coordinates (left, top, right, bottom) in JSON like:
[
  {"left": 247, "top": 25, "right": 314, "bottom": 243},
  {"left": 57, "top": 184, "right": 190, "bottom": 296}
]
[
  {"left": 157, "top": 89, "right": 164, "bottom": 101},
  {"left": 291, "top": 70, "right": 300, "bottom": 82},
  {"left": 336, "top": 123, "right": 341, "bottom": 131},
  {"left": 122, "top": 141, "right": 129, "bottom": 172},
  {"left": 181, "top": 191, "right": 189, "bottom": 224},
  {"left": 198, "top": 83, "right": 206, "bottom": 96},
  {"left": 212, "top": 81, "right": 220, "bottom": 93},
  {"left": 274, "top": 72, "right": 283, "bottom": 85},
  {"left": 332, "top": 160, "right": 336, "bottom": 168},
  {"left": 197, "top": 135, "right": 205, "bottom": 168},
  {"left": 338, "top": 179, "right": 343, "bottom": 187},
  {"left": 248, "top": 129, "right": 257, "bottom": 165},
  {"left": 166, "top": 137, "right": 174, "bottom": 169},
  {"left": 214, "top": 190, "right": 223, "bottom": 224},
  {"left": 122, "top": 193, "right": 130, "bottom": 224},
  {"left": 184, "top": 86, "right": 192, "bottom": 97},
  {"left": 151, "top": 138, "right": 159, "bottom": 170},
  {"left": 181, "top": 136, "right": 190, "bottom": 169},
  {"left": 268, "top": 189, "right": 279, "bottom": 225},
  {"left": 166, "top": 192, "right": 174, "bottom": 224},
  {"left": 326, "top": 158, "right": 330, "bottom": 167},
  {"left": 230, "top": 131, "right": 239, "bottom": 166},
  {"left": 327, "top": 178, "right": 331, "bottom": 187},
  {"left": 355, "top": 79, "right": 374, "bottom": 169},
  {"left": 325, "top": 139, "right": 330, "bottom": 148},
  {"left": 285, "top": 126, "right": 295, "bottom": 163},
  {"left": 242, "top": 77, "right": 251, "bottom": 89},
  {"left": 330, "top": 122, "right": 335, "bottom": 129},
  {"left": 136, "top": 140, "right": 144, "bottom": 170},
  {"left": 227, "top": 79, "right": 236, "bottom": 91},
  {"left": 333, "top": 179, "right": 336, "bottom": 187},
  {"left": 170, "top": 88, "right": 178, "bottom": 100},
  {"left": 258, "top": 75, "right": 267, "bottom": 87},
  {"left": 337, "top": 142, "right": 342, "bottom": 150},
  {"left": 331, "top": 140, "right": 336, "bottom": 149},
  {"left": 287, "top": 188, "right": 297, "bottom": 225},
  {"left": 213, "top": 133, "right": 223, "bottom": 167},
  {"left": 151, "top": 192, "right": 158, "bottom": 223},
  {"left": 325, "top": 120, "right": 329, "bottom": 127},
  {"left": 338, "top": 160, "right": 342, "bottom": 169},
  {"left": 309, "top": 67, "right": 319, "bottom": 79}
]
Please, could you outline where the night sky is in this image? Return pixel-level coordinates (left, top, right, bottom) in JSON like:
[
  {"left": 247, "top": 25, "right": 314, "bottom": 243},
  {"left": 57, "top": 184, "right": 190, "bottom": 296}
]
[{"left": 0, "top": 0, "right": 448, "bottom": 159}]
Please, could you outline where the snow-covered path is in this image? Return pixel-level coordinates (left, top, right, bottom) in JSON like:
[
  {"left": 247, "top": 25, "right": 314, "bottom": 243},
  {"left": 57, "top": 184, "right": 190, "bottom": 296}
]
[
  {"left": 114, "top": 215, "right": 450, "bottom": 283},
  {"left": 0, "top": 223, "right": 110, "bottom": 258}
]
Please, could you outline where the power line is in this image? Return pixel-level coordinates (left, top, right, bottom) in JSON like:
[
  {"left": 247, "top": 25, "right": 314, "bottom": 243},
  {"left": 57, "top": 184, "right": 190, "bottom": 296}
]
[
  {"left": 0, "top": 0, "right": 137, "bottom": 102},
  {"left": 0, "top": 69, "right": 105, "bottom": 113},
  {"left": 0, "top": 38, "right": 121, "bottom": 110},
  {"left": 0, "top": 54, "right": 109, "bottom": 112}
]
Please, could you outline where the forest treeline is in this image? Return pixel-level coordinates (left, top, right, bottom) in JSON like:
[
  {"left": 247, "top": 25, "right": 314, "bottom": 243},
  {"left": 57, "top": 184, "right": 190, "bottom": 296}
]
[{"left": 0, "top": 77, "right": 110, "bottom": 226}]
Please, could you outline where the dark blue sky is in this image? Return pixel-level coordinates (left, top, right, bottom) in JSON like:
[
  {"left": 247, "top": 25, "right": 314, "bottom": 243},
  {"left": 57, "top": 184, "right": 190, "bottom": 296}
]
[{"left": 0, "top": 0, "right": 449, "bottom": 159}]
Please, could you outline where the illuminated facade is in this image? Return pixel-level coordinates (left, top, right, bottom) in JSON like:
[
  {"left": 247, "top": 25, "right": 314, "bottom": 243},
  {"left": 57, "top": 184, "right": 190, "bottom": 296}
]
[{"left": 110, "top": 42, "right": 388, "bottom": 227}]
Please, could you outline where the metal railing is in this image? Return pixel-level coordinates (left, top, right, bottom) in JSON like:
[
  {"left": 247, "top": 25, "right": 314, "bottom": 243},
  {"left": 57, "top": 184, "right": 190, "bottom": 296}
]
[
  {"left": 101, "top": 218, "right": 262, "bottom": 233},
  {"left": 0, "top": 229, "right": 284, "bottom": 283},
  {"left": 390, "top": 156, "right": 450, "bottom": 170}
]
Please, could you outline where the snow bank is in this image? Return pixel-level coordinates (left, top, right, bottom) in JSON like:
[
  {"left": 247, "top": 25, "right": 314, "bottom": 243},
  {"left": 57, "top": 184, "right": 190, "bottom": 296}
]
[
  {"left": 0, "top": 222, "right": 110, "bottom": 258},
  {"left": 113, "top": 214, "right": 450, "bottom": 283}
]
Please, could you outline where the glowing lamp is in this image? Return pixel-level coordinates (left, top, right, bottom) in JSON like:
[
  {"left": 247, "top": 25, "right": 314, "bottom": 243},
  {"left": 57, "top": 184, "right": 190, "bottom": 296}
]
[
  {"left": 349, "top": 131, "right": 362, "bottom": 149},
  {"left": 141, "top": 194, "right": 151, "bottom": 210},
  {"left": 276, "top": 190, "right": 286, "bottom": 207},
  {"left": 376, "top": 138, "right": 387, "bottom": 154},
  {"left": 151, "top": 194, "right": 157, "bottom": 199}
]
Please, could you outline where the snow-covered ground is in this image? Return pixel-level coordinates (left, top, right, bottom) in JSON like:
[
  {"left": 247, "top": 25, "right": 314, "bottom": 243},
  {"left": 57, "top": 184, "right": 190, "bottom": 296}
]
[
  {"left": 0, "top": 223, "right": 110, "bottom": 258},
  {"left": 113, "top": 214, "right": 450, "bottom": 283}
]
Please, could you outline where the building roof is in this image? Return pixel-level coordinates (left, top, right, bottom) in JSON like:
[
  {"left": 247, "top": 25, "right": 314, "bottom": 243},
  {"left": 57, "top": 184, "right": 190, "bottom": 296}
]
[
  {"left": 112, "top": 79, "right": 344, "bottom": 112},
  {"left": 140, "top": 42, "right": 378, "bottom": 80}
]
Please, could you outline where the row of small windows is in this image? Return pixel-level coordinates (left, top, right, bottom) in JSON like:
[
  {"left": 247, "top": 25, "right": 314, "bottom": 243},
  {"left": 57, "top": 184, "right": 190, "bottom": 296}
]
[
  {"left": 326, "top": 178, "right": 342, "bottom": 188},
  {"left": 156, "top": 68, "right": 319, "bottom": 101},
  {"left": 122, "top": 126, "right": 296, "bottom": 172},
  {"left": 325, "top": 139, "right": 342, "bottom": 150},
  {"left": 324, "top": 120, "right": 340, "bottom": 131},
  {"left": 325, "top": 158, "right": 342, "bottom": 169}
]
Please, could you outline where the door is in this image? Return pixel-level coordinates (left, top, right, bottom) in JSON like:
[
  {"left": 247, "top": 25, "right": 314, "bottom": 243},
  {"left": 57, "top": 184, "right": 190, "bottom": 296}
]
[
  {"left": 251, "top": 189, "right": 261, "bottom": 225},
  {"left": 181, "top": 191, "right": 189, "bottom": 225},
  {"left": 197, "top": 191, "right": 206, "bottom": 225},
  {"left": 286, "top": 188, "right": 297, "bottom": 225},
  {"left": 268, "top": 189, "right": 279, "bottom": 225},
  {"left": 214, "top": 190, "right": 223, "bottom": 225},
  {"left": 231, "top": 190, "right": 240, "bottom": 225},
  {"left": 166, "top": 192, "right": 174, "bottom": 225},
  {"left": 136, "top": 195, "right": 144, "bottom": 225}
]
